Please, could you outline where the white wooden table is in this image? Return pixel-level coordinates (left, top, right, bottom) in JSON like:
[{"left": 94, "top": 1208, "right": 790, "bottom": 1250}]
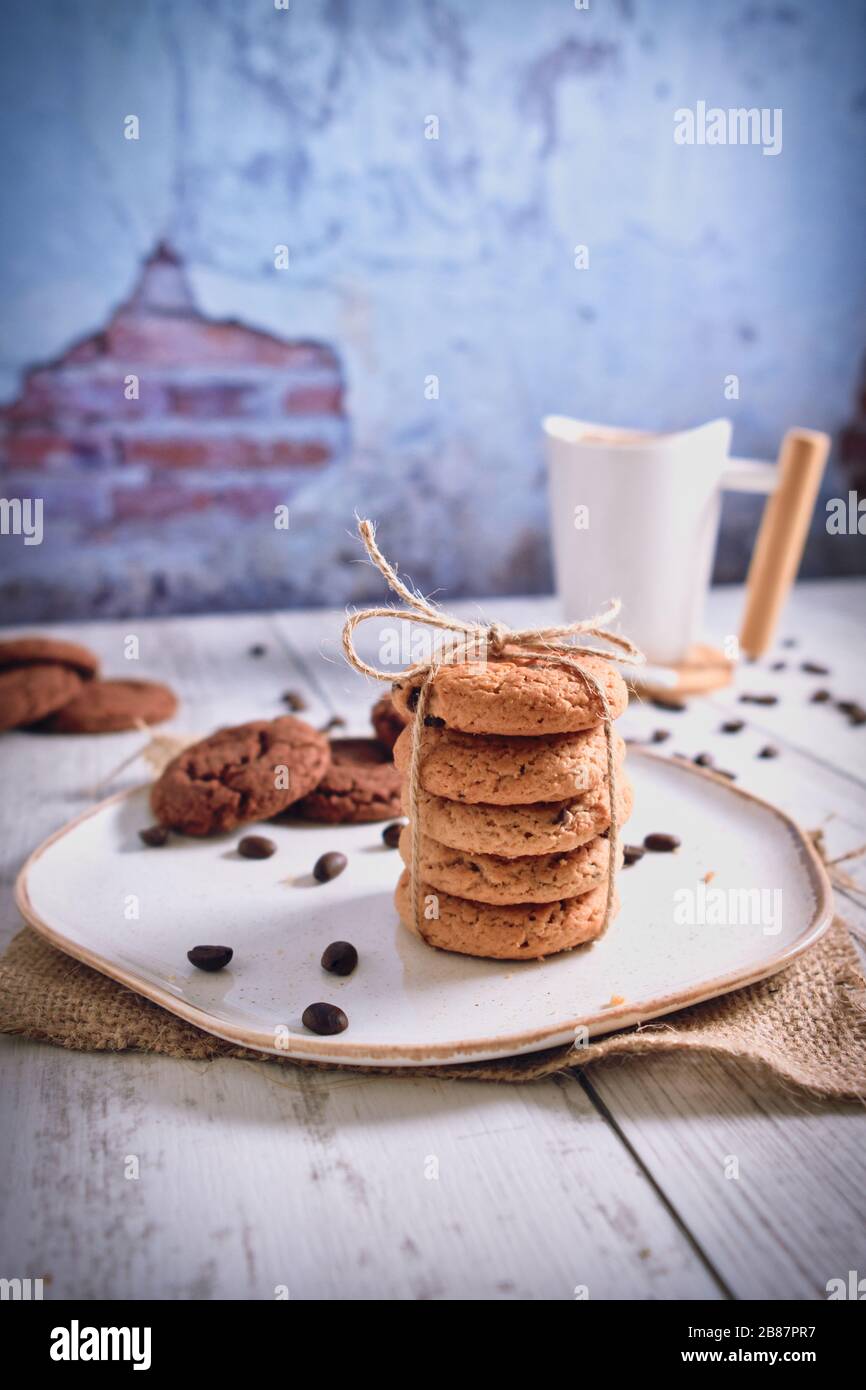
[{"left": 1, "top": 580, "right": 865, "bottom": 1301}]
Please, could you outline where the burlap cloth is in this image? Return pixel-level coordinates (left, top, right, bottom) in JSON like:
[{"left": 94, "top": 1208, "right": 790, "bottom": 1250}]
[{"left": 1, "top": 912, "right": 865, "bottom": 1099}]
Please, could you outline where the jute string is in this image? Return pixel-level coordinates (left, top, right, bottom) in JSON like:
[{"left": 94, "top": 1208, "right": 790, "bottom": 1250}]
[{"left": 341, "top": 518, "right": 645, "bottom": 935}]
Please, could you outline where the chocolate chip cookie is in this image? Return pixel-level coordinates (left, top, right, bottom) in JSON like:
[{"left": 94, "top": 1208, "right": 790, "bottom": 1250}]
[
  {"left": 45, "top": 679, "right": 178, "bottom": 733},
  {"left": 370, "top": 692, "right": 406, "bottom": 751},
  {"left": 295, "top": 737, "right": 402, "bottom": 823},
  {"left": 402, "top": 777, "right": 633, "bottom": 857},
  {"left": 391, "top": 653, "right": 628, "bottom": 735},
  {"left": 151, "top": 716, "right": 330, "bottom": 836},
  {"left": 0, "top": 636, "right": 99, "bottom": 679},
  {"left": 0, "top": 664, "right": 84, "bottom": 732},
  {"left": 395, "top": 870, "right": 616, "bottom": 959},
  {"left": 399, "top": 828, "right": 622, "bottom": 904},
  {"left": 393, "top": 723, "right": 625, "bottom": 804}
]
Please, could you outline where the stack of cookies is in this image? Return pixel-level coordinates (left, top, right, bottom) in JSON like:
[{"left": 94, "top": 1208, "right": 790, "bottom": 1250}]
[{"left": 388, "top": 654, "right": 631, "bottom": 960}]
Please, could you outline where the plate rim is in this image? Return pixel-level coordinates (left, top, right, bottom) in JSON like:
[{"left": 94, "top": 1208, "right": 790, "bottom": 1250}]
[{"left": 14, "top": 751, "right": 836, "bottom": 1067}]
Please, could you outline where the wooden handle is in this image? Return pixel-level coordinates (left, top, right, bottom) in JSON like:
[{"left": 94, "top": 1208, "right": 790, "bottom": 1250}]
[{"left": 739, "top": 429, "right": 830, "bottom": 658}]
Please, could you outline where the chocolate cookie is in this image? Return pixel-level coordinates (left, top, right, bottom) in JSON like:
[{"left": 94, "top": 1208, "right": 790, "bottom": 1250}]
[
  {"left": 403, "top": 778, "right": 634, "bottom": 857},
  {"left": 391, "top": 654, "right": 628, "bottom": 735},
  {"left": 151, "top": 716, "right": 330, "bottom": 836},
  {"left": 393, "top": 723, "right": 625, "bottom": 805},
  {"left": 370, "top": 692, "right": 407, "bottom": 751},
  {"left": 395, "top": 871, "right": 616, "bottom": 960},
  {"left": 0, "top": 636, "right": 99, "bottom": 679},
  {"left": 295, "top": 737, "right": 402, "bottom": 823},
  {"left": 0, "top": 664, "right": 83, "bottom": 732},
  {"left": 45, "top": 679, "right": 178, "bottom": 733},
  {"left": 399, "top": 828, "right": 622, "bottom": 905}
]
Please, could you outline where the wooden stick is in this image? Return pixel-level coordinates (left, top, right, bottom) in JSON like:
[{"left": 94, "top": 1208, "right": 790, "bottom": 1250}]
[{"left": 739, "top": 429, "right": 830, "bottom": 658}]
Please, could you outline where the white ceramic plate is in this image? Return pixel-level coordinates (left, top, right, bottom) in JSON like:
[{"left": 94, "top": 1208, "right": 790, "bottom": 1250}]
[{"left": 15, "top": 751, "right": 832, "bottom": 1067}]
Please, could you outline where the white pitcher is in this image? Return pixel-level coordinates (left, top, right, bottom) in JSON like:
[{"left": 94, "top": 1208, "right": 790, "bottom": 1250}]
[{"left": 543, "top": 416, "right": 829, "bottom": 667}]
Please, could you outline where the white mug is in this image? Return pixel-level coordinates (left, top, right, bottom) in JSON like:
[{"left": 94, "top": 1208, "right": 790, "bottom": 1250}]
[{"left": 543, "top": 416, "right": 826, "bottom": 666}]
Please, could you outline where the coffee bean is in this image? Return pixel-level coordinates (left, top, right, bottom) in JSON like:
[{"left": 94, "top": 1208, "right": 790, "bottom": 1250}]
[
  {"left": 282, "top": 689, "right": 308, "bottom": 711},
  {"left": 313, "top": 851, "right": 348, "bottom": 883},
  {"left": 382, "top": 821, "right": 404, "bottom": 848},
  {"left": 811, "top": 689, "right": 832, "bottom": 703},
  {"left": 801, "top": 661, "right": 829, "bottom": 676},
  {"left": 321, "top": 941, "right": 358, "bottom": 976},
  {"left": 187, "top": 945, "right": 233, "bottom": 972},
  {"left": 423, "top": 714, "right": 446, "bottom": 727},
  {"left": 740, "top": 693, "right": 778, "bottom": 706},
  {"left": 623, "top": 844, "right": 645, "bottom": 866},
  {"left": 770, "top": 661, "right": 787, "bottom": 671},
  {"left": 693, "top": 752, "right": 714, "bottom": 767},
  {"left": 651, "top": 729, "right": 671, "bottom": 743},
  {"left": 644, "top": 833, "right": 681, "bottom": 852},
  {"left": 838, "top": 700, "right": 866, "bottom": 726},
  {"left": 720, "top": 719, "right": 745, "bottom": 733},
  {"left": 139, "top": 825, "right": 169, "bottom": 847},
  {"left": 248, "top": 643, "right": 267, "bottom": 658},
  {"left": 238, "top": 835, "right": 277, "bottom": 860},
  {"left": 651, "top": 698, "right": 685, "bottom": 712},
  {"left": 302, "top": 1002, "right": 348, "bottom": 1035},
  {"left": 758, "top": 745, "right": 779, "bottom": 759}
]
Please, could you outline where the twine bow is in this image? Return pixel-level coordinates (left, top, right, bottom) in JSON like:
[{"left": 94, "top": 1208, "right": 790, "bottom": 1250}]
[{"left": 342, "top": 519, "right": 645, "bottom": 942}]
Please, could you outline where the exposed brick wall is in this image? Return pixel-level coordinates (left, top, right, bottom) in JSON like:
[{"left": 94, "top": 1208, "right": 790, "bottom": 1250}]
[{"left": 0, "top": 244, "right": 347, "bottom": 585}]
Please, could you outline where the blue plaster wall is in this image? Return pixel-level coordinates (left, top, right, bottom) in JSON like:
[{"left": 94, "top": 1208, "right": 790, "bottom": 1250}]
[{"left": 1, "top": 0, "right": 865, "bottom": 616}]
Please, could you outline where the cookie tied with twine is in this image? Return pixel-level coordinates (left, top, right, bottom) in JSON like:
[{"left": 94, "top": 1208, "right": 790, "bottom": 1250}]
[{"left": 342, "top": 519, "right": 645, "bottom": 946}]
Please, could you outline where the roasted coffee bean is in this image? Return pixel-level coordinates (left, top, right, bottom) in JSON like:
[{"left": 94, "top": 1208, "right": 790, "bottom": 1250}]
[
  {"left": 238, "top": 835, "right": 277, "bottom": 859},
  {"left": 651, "top": 729, "right": 671, "bottom": 743},
  {"left": 643, "top": 832, "right": 681, "bottom": 853},
  {"left": 770, "top": 661, "right": 787, "bottom": 671},
  {"left": 139, "top": 825, "right": 169, "bottom": 847},
  {"left": 313, "top": 851, "right": 348, "bottom": 883},
  {"left": 651, "top": 698, "right": 685, "bottom": 712},
  {"left": 321, "top": 941, "right": 358, "bottom": 976},
  {"left": 282, "top": 689, "right": 308, "bottom": 711},
  {"left": 623, "top": 844, "right": 645, "bottom": 866},
  {"left": 382, "top": 821, "right": 404, "bottom": 848},
  {"left": 320, "top": 715, "right": 347, "bottom": 732},
  {"left": 838, "top": 700, "right": 866, "bottom": 726},
  {"left": 801, "top": 661, "right": 829, "bottom": 676},
  {"left": 248, "top": 643, "right": 267, "bottom": 658},
  {"left": 423, "top": 714, "right": 446, "bottom": 727},
  {"left": 720, "top": 719, "right": 745, "bottom": 733},
  {"left": 811, "top": 689, "right": 832, "bottom": 703},
  {"left": 693, "top": 752, "right": 714, "bottom": 767},
  {"left": 188, "top": 945, "right": 233, "bottom": 972},
  {"left": 740, "top": 693, "right": 778, "bottom": 706},
  {"left": 758, "top": 745, "right": 779, "bottom": 759},
  {"left": 302, "top": 1002, "right": 348, "bottom": 1035}
]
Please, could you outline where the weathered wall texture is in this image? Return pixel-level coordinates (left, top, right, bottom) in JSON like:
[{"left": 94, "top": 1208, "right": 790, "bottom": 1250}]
[{"left": 1, "top": 0, "right": 864, "bottom": 620}]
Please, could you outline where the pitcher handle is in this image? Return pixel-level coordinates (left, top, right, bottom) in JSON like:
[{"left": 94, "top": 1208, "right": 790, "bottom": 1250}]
[
  {"left": 737, "top": 429, "right": 831, "bottom": 658},
  {"left": 720, "top": 458, "right": 777, "bottom": 494}
]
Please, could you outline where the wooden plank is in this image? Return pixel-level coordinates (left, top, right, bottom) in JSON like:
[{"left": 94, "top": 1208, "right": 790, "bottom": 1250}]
[
  {"left": 1, "top": 584, "right": 864, "bottom": 1301},
  {"left": 0, "top": 1040, "right": 722, "bottom": 1301}
]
